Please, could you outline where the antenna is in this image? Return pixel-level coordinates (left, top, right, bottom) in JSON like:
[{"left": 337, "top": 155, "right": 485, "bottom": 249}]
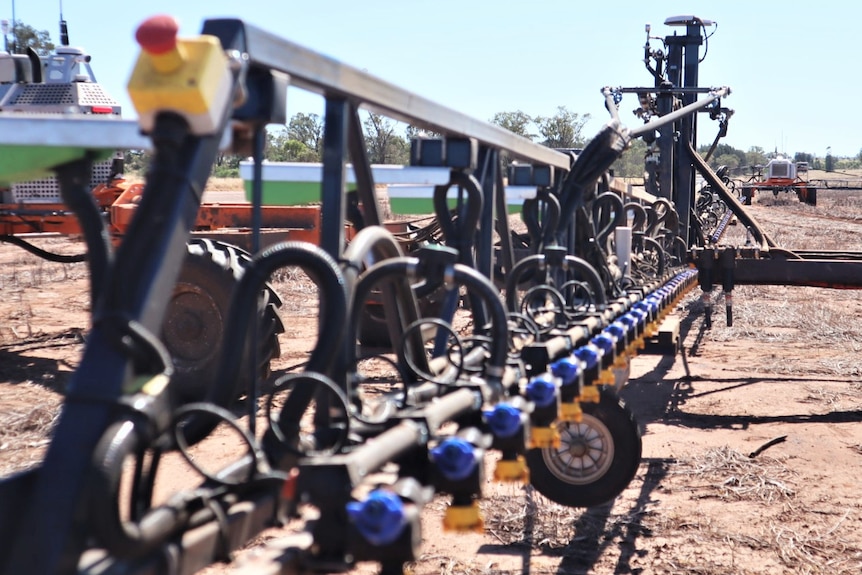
[
  {"left": 59, "top": 0, "right": 69, "bottom": 45},
  {"left": 10, "top": 0, "right": 16, "bottom": 53}
]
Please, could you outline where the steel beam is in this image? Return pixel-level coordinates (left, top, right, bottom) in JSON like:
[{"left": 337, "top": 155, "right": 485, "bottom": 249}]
[{"left": 200, "top": 19, "right": 571, "bottom": 171}]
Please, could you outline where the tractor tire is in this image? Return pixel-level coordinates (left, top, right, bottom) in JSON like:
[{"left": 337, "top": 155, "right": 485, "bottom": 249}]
[
  {"left": 806, "top": 187, "right": 817, "bottom": 206},
  {"left": 162, "top": 239, "right": 283, "bottom": 404},
  {"left": 526, "top": 387, "right": 642, "bottom": 508}
]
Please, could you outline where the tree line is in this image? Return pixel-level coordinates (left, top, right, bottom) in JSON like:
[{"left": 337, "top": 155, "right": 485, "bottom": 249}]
[{"left": 9, "top": 19, "right": 862, "bottom": 178}]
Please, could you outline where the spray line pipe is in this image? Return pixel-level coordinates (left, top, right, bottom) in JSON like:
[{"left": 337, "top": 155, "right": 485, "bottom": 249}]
[{"left": 525, "top": 268, "right": 699, "bottom": 382}]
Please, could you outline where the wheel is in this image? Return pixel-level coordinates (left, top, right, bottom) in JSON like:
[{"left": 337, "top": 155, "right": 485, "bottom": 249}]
[
  {"left": 527, "top": 388, "right": 642, "bottom": 507},
  {"left": 806, "top": 187, "right": 817, "bottom": 206},
  {"left": 162, "top": 238, "right": 283, "bottom": 404}
]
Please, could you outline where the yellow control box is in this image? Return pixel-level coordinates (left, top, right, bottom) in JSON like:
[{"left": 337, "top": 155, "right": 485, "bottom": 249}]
[{"left": 127, "top": 15, "right": 233, "bottom": 135}]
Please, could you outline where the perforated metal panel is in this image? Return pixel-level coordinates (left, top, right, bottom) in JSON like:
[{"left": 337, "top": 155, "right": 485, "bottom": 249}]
[
  {"left": 5, "top": 83, "right": 119, "bottom": 108},
  {"left": 9, "top": 159, "right": 115, "bottom": 203},
  {"left": 9, "top": 84, "right": 76, "bottom": 105}
]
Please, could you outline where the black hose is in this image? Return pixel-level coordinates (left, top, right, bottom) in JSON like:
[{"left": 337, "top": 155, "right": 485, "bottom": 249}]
[
  {"left": 505, "top": 253, "right": 607, "bottom": 313},
  {"left": 181, "top": 242, "right": 348, "bottom": 447},
  {"left": 55, "top": 158, "right": 114, "bottom": 307},
  {"left": 558, "top": 119, "right": 632, "bottom": 232},
  {"left": 0, "top": 235, "right": 87, "bottom": 263},
  {"left": 592, "top": 192, "right": 626, "bottom": 251},
  {"left": 350, "top": 257, "right": 509, "bottom": 401}
]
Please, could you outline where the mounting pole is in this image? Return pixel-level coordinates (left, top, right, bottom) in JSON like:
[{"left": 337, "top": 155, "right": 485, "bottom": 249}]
[
  {"left": 59, "top": 0, "right": 69, "bottom": 46},
  {"left": 10, "top": 0, "right": 16, "bottom": 53}
]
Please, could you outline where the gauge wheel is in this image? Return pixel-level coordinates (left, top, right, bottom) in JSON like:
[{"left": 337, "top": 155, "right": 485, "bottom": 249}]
[
  {"left": 527, "top": 388, "right": 641, "bottom": 507},
  {"left": 162, "top": 238, "right": 283, "bottom": 404}
]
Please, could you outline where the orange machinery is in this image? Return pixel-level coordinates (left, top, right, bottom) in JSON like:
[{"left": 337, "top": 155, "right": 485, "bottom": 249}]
[{"left": 0, "top": 175, "right": 326, "bottom": 251}]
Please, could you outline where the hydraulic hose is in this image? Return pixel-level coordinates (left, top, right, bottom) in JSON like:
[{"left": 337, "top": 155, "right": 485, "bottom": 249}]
[
  {"left": 505, "top": 253, "right": 608, "bottom": 314},
  {"left": 342, "top": 225, "right": 426, "bottom": 371},
  {"left": 0, "top": 235, "right": 87, "bottom": 263},
  {"left": 593, "top": 191, "right": 626, "bottom": 251},
  {"left": 350, "top": 257, "right": 509, "bottom": 401},
  {"left": 558, "top": 119, "right": 632, "bottom": 233},
  {"left": 182, "top": 242, "right": 348, "bottom": 447},
  {"left": 55, "top": 158, "right": 114, "bottom": 308}
]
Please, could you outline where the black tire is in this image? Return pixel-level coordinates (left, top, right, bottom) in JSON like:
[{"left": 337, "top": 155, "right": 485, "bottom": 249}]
[
  {"left": 527, "top": 388, "right": 642, "bottom": 507},
  {"left": 806, "top": 187, "right": 817, "bottom": 206},
  {"left": 162, "top": 239, "right": 283, "bottom": 404}
]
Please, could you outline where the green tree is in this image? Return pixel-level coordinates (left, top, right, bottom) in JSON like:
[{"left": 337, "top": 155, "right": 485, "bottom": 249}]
[
  {"left": 265, "top": 127, "right": 318, "bottom": 162},
  {"left": 713, "top": 153, "right": 741, "bottom": 172},
  {"left": 6, "top": 20, "right": 54, "bottom": 56},
  {"left": 212, "top": 153, "right": 241, "bottom": 178},
  {"left": 286, "top": 113, "right": 323, "bottom": 159},
  {"left": 535, "top": 106, "right": 590, "bottom": 149},
  {"left": 794, "top": 152, "right": 814, "bottom": 165},
  {"left": 123, "top": 150, "right": 151, "bottom": 177},
  {"left": 610, "top": 138, "right": 648, "bottom": 178},
  {"left": 363, "top": 112, "right": 409, "bottom": 164},
  {"left": 744, "top": 146, "right": 769, "bottom": 171},
  {"left": 490, "top": 110, "right": 535, "bottom": 140}
]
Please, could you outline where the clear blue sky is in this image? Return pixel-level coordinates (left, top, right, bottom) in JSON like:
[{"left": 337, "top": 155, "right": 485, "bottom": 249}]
[{"left": 6, "top": 0, "right": 861, "bottom": 157}]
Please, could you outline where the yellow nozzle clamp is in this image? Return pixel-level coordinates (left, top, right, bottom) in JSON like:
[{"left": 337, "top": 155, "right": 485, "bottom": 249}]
[
  {"left": 560, "top": 401, "right": 583, "bottom": 422},
  {"left": 443, "top": 501, "right": 484, "bottom": 533},
  {"left": 597, "top": 369, "right": 615, "bottom": 386},
  {"left": 530, "top": 426, "right": 561, "bottom": 449},
  {"left": 580, "top": 385, "right": 600, "bottom": 403},
  {"left": 494, "top": 455, "right": 529, "bottom": 483}
]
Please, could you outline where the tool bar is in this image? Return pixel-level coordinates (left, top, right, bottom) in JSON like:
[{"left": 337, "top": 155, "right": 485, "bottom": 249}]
[
  {"left": 0, "top": 115, "right": 151, "bottom": 148},
  {"left": 202, "top": 18, "right": 572, "bottom": 171}
]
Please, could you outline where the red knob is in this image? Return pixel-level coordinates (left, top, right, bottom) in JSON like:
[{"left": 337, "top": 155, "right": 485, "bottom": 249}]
[{"left": 135, "top": 14, "right": 179, "bottom": 55}]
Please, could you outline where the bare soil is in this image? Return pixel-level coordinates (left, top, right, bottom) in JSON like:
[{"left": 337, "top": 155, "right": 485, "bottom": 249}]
[{"left": 2, "top": 189, "right": 862, "bottom": 574}]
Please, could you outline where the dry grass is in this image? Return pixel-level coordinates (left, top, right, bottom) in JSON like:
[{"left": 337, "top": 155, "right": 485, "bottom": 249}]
[
  {"left": 0, "top": 385, "right": 61, "bottom": 475},
  {"left": 268, "top": 266, "right": 320, "bottom": 319},
  {"left": 674, "top": 446, "right": 795, "bottom": 502},
  {"left": 768, "top": 513, "right": 861, "bottom": 575},
  {"left": 205, "top": 177, "right": 244, "bottom": 192}
]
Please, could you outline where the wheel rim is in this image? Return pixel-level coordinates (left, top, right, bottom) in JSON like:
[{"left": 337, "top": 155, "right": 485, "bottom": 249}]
[
  {"left": 163, "top": 284, "right": 223, "bottom": 369},
  {"left": 542, "top": 413, "right": 615, "bottom": 485}
]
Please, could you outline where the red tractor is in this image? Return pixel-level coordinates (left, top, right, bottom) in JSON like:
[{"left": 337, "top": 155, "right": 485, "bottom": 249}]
[{"left": 738, "top": 156, "right": 817, "bottom": 206}]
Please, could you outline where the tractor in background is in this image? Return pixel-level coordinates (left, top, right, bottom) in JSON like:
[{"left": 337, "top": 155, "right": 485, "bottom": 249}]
[{"left": 737, "top": 156, "right": 817, "bottom": 206}]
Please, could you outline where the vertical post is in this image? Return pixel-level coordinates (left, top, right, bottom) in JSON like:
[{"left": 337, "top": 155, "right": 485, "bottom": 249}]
[
  {"left": 320, "top": 96, "right": 349, "bottom": 259},
  {"left": 10, "top": 0, "right": 16, "bottom": 53},
  {"left": 494, "top": 158, "right": 515, "bottom": 279},
  {"left": 475, "top": 146, "right": 497, "bottom": 281},
  {"left": 315, "top": 97, "right": 349, "bottom": 445},
  {"left": 674, "top": 21, "right": 704, "bottom": 247},
  {"left": 320, "top": 97, "right": 349, "bottom": 259},
  {"left": 347, "top": 103, "right": 380, "bottom": 227}
]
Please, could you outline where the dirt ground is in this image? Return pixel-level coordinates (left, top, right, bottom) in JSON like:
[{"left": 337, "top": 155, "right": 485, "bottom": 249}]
[{"left": 1, "top": 188, "right": 862, "bottom": 574}]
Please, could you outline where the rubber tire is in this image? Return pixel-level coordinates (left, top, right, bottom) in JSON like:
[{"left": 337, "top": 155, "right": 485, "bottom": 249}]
[
  {"left": 162, "top": 238, "right": 283, "bottom": 404},
  {"left": 527, "top": 388, "right": 642, "bottom": 508}
]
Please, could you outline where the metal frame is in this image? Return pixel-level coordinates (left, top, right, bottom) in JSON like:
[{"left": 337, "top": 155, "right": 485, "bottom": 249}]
[{"left": 0, "top": 15, "right": 753, "bottom": 575}]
